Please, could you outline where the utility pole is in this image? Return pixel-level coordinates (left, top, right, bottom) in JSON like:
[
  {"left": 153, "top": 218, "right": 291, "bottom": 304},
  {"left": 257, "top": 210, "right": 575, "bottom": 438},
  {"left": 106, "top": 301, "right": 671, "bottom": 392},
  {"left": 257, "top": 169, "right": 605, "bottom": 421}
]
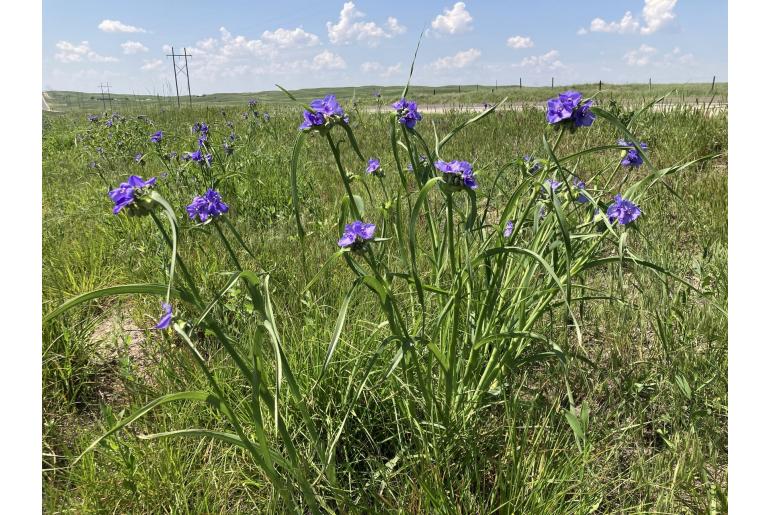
[
  {"left": 711, "top": 75, "right": 716, "bottom": 93},
  {"left": 167, "top": 46, "right": 193, "bottom": 108},
  {"left": 599, "top": 80, "right": 602, "bottom": 91},
  {"left": 551, "top": 77, "right": 554, "bottom": 89},
  {"left": 519, "top": 77, "right": 522, "bottom": 89},
  {"left": 98, "top": 82, "right": 114, "bottom": 111}
]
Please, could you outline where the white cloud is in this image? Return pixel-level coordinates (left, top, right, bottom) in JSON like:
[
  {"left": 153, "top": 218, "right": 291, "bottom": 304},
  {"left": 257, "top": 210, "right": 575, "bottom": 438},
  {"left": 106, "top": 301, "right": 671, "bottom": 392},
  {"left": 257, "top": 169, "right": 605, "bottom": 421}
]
[
  {"left": 326, "top": 2, "right": 406, "bottom": 46},
  {"left": 361, "top": 61, "right": 402, "bottom": 77},
  {"left": 55, "top": 41, "right": 118, "bottom": 63},
  {"left": 141, "top": 59, "right": 163, "bottom": 71},
  {"left": 517, "top": 49, "right": 564, "bottom": 71},
  {"left": 430, "top": 48, "right": 481, "bottom": 70},
  {"left": 98, "top": 19, "right": 146, "bottom": 33},
  {"left": 588, "top": 0, "right": 677, "bottom": 35},
  {"left": 623, "top": 44, "right": 657, "bottom": 66},
  {"left": 121, "top": 41, "right": 148, "bottom": 54},
  {"left": 590, "top": 11, "right": 640, "bottom": 34},
  {"left": 431, "top": 2, "right": 473, "bottom": 35},
  {"left": 577, "top": 27, "right": 588, "bottom": 36},
  {"left": 507, "top": 35, "right": 534, "bottom": 49},
  {"left": 640, "top": 0, "right": 678, "bottom": 35},
  {"left": 311, "top": 50, "right": 346, "bottom": 70},
  {"left": 261, "top": 27, "right": 320, "bottom": 48}
]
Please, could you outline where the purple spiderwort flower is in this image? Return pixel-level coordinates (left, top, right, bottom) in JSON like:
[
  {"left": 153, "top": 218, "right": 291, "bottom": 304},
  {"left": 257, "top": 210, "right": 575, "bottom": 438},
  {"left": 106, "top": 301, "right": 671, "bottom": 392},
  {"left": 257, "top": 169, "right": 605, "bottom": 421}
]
[
  {"left": 166, "top": 151, "right": 177, "bottom": 161},
  {"left": 223, "top": 142, "right": 234, "bottom": 155},
  {"left": 155, "top": 303, "right": 173, "bottom": 330},
  {"left": 504, "top": 220, "right": 513, "bottom": 238},
  {"left": 606, "top": 194, "right": 642, "bottom": 225},
  {"left": 407, "top": 163, "right": 414, "bottom": 172},
  {"left": 299, "top": 94, "right": 348, "bottom": 131},
  {"left": 263, "top": 112, "right": 270, "bottom": 122},
  {"left": 434, "top": 160, "right": 478, "bottom": 191},
  {"left": 226, "top": 121, "right": 234, "bottom": 129},
  {"left": 108, "top": 175, "right": 157, "bottom": 214},
  {"left": 543, "top": 178, "right": 562, "bottom": 191},
  {"left": 366, "top": 158, "right": 381, "bottom": 175},
  {"left": 150, "top": 130, "right": 163, "bottom": 143},
  {"left": 546, "top": 90, "right": 595, "bottom": 128},
  {"left": 229, "top": 132, "right": 236, "bottom": 142},
  {"left": 618, "top": 139, "right": 648, "bottom": 168},
  {"left": 186, "top": 189, "right": 229, "bottom": 223},
  {"left": 373, "top": 90, "right": 381, "bottom": 99},
  {"left": 185, "top": 149, "right": 212, "bottom": 165},
  {"left": 248, "top": 99, "right": 257, "bottom": 107},
  {"left": 88, "top": 114, "right": 99, "bottom": 123},
  {"left": 523, "top": 155, "right": 542, "bottom": 174},
  {"left": 392, "top": 98, "right": 423, "bottom": 129},
  {"left": 338, "top": 221, "right": 376, "bottom": 250},
  {"left": 134, "top": 152, "right": 144, "bottom": 165},
  {"left": 105, "top": 119, "right": 113, "bottom": 128},
  {"left": 574, "top": 178, "right": 589, "bottom": 203}
]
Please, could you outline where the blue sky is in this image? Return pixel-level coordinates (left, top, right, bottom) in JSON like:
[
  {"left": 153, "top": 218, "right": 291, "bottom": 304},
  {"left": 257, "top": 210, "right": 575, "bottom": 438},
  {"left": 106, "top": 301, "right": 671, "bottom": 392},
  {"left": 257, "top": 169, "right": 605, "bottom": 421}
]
[{"left": 42, "top": 0, "right": 727, "bottom": 94}]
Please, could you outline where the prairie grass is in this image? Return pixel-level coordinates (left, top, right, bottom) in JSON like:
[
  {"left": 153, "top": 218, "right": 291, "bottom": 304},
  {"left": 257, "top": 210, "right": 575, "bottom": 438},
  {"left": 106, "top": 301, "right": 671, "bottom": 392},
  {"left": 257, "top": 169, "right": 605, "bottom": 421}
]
[{"left": 42, "top": 92, "right": 727, "bottom": 513}]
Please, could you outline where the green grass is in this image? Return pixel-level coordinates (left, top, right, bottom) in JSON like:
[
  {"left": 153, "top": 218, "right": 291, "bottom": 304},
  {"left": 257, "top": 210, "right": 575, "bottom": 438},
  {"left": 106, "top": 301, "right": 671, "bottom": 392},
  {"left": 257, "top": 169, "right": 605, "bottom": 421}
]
[
  {"left": 42, "top": 94, "right": 727, "bottom": 513},
  {"left": 44, "top": 81, "right": 727, "bottom": 113}
]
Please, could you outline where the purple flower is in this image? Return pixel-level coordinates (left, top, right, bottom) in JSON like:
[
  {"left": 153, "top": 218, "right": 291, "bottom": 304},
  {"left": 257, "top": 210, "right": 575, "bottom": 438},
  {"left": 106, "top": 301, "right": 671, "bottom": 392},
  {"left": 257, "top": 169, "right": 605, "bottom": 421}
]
[
  {"left": 134, "top": 152, "right": 144, "bottom": 164},
  {"left": 186, "top": 189, "right": 230, "bottom": 222},
  {"left": 434, "top": 160, "right": 478, "bottom": 190},
  {"left": 154, "top": 302, "right": 173, "bottom": 330},
  {"left": 223, "top": 142, "right": 233, "bottom": 155},
  {"left": 241, "top": 112, "right": 249, "bottom": 120},
  {"left": 618, "top": 139, "right": 648, "bottom": 168},
  {"left": 337, "top": 220, "right": 376, "bottom": 249},
  {"left": 544, "top": 178, "right": 561, "bottom": 191},
  {"left": 299, "top": 95, "right": 348, "bottom": 130},
  {"left": 299, "top": 110, "right": 327, "bottom": 130},
  {"left": 366, "top": 158, "right": 381, "bottom": 174},
  {"left": 105, "top": 119, "right": 113, "bottom": 128},
  {"left": 229, "top": 132, "right": 236, "bottom": 141},
  {"left": 108, "top": 175, "right": 157, "bottom": 214},
  {"left": 523, "top": 155, "right": 542, "bottom": 174},
  {"left": 373, "top": 90, "right": 381, "bottom": 99},
  {"left": 150, "top": 130, "right": 163, "bottom": 143},
  {"left": 248, "top": 99, "right": 257, "bottom": 107},
  {"left": 166, "top": 151, "right": 177, "bottom": 161},
  {"left": 407, "top": 163, "right": 414, "bottom": 172},
  {"left": 88, "top": 114, "right": 99, "bottom": 123},
  {"left": 574, "top": 178, "right": 589, "bottom": 203},
  {"left": 504, "top": 220, "right": 513, "bottom": 238},
  {"left": 88, "top": 161, "right": 97, "bottom": 169},
  {"left": 392, "top": 98, "right": 423, "bottom": 129},
  {"left": 185, "top": 149, "right": 212, "bottom": 164},
  {"left": 546, "top": 90, "right": 595, "bottom": 128},
  {"left": 226, "top": 121, "right": 234, "bottom": 129},
  {"left": 263, "top": 112, "right": 270, "bottom": 122},
  {"left": 606, "top": 194, "right": 642, "bottom": 225}
]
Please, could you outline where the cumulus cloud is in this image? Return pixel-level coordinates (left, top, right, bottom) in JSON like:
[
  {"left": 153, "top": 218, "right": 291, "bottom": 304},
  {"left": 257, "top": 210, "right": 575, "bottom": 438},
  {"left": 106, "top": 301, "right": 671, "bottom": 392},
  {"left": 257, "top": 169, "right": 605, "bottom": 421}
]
[
  {"left": 640, "top": 0, "right": 678, "bottom": 34},
  {"left": 311, "top": 50, "right": 346, "bottom": 70},
  {"left": 98, "top": 19, "right": 146, "bottom": 33},
  {"left": 361, "top": 61, "right": 402, "bottom": 77},
  {"left": 121, "top": 41, "right": 148, "bottom": 54},
  {"left": 588, "top": 0, "right": 677, "bottom": 35},
  {"left": 261, "top": 27, "right": 320, "bottom": 48},
  {"left": 430, "top": 48, "right": 481, "bottom": 70},
  {"left": 141, "top": 59, "right": 163, "bottom": 71},
  {"left": 507, "top": 35, "right": 534, "bottom": 49},
  {"left": 55, "top": 41, "right": 118, "bottom": 63},
  {"left": 431, "top": 2, "right": 473, "bottom": 35},
  {"left": 577, "top": 27, "right": 588, "bottom": 36},
  {"left": 326, "top": 2, "right": 405, "bottom": 46},
  {"left": 623, "top": 44, "right": 657, "bottom": 66},
  {"left": 517, "top": 49, "right": 564, "bottom": 71}
]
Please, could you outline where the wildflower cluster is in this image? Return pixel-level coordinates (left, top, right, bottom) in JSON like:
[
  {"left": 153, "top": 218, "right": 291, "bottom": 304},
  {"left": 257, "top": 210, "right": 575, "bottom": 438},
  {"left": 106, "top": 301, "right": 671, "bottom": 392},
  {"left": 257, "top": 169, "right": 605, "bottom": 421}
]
[
  {"left": 546, "top": 90, "right": 596, "bottom": 129},
  {"left": 299, "top": 95, "right": 349, "bottom": 131},
  {"left": 107, "top": 175, "right": 157, "bottom": 215},
  {"left": 392, "top": 98, "right": 422, "bottom": 129},
  {"left": 337, "top": 220, "right": 376, "bottom": 252},
  {"left": 435, "top": 160, "right": 478, "bottom": 191},
  {"left": 186, "top": 189, "right": 230, "bottom": 223}
]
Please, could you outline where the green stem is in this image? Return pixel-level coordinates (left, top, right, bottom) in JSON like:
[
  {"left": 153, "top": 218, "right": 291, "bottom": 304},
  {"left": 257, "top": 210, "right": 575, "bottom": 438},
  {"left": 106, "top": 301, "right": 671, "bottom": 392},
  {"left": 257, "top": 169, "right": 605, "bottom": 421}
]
[{"left": 325, "top": 132, "right": 361, "bottom": 220}]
